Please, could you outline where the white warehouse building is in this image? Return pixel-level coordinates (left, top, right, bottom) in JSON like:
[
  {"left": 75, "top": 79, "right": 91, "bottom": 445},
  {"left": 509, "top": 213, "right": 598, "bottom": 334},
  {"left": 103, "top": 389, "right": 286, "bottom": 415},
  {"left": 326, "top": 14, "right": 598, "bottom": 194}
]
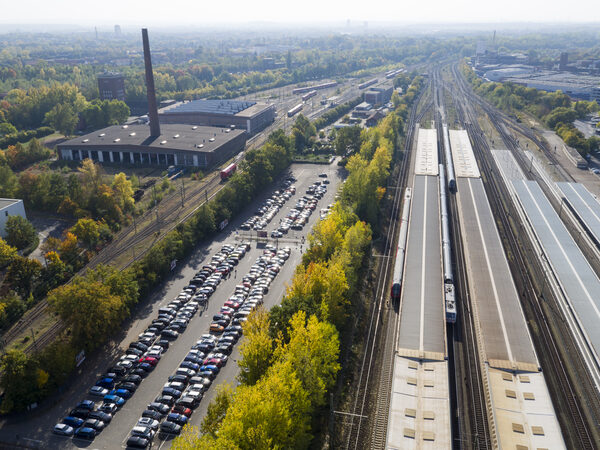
[{"left": 0, "top": 199, "right": 27, "bottom": 238}]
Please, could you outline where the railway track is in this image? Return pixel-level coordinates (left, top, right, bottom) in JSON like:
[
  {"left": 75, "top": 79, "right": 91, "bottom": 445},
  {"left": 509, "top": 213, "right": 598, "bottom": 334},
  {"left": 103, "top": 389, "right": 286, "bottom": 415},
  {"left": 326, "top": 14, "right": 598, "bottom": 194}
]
[
  {"left": 342, "top": 76, "right": 430, "bottom": 449},
  {"left": 449, "top": 62, "right": 596, "bottom": 449}
]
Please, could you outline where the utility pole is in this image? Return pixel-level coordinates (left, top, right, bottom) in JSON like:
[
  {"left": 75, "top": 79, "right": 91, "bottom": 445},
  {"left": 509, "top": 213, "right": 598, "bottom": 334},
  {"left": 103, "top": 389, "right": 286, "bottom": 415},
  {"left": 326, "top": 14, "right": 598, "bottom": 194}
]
[{"left": 180, "top": 177, "right": 185, "bottom": 208}]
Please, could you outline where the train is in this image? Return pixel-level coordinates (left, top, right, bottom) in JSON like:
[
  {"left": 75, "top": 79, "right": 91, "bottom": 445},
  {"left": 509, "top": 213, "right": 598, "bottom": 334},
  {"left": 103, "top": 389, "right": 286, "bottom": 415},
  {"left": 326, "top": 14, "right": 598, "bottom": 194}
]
[
  {"left": 442, "top": 124, "right": 456, "bottom": 192},
  {"left": 220, "top": 163, "right": 237, "bottom": 181},
  {"left": 385, "top": 68, "right": 405, "bottom": 79},
  {"left": 287, "top": 103, "right": 304, "bottom": 117},
  {"left": 358, "top": 78, "right": 378, "bottom": 89},
  {"left": 291, "top": 81, "right": 337, "bottom": 95},
  {"left": 439, "top": 164, "right": 456, "bottom": 323},
  {"left": 301, "top": 90, "right": 318, "bottom": 102},
  {"left": 391, "top": 188, "right": 412, "bottom": 304}
]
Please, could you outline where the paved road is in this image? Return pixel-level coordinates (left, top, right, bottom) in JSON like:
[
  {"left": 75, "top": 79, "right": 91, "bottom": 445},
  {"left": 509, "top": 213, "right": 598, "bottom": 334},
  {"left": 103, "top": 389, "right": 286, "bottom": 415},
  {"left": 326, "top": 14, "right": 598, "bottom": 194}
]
[{"left": 0, "top": 161, "right": 343, "bottom": 449}]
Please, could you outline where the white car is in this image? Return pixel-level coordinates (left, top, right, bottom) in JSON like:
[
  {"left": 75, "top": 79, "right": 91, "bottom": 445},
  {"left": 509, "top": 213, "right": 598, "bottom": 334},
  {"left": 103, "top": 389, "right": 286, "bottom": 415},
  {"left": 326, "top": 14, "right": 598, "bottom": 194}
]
[
  {"left": 137, "top": 417, "right": 159, "bottom": 431},
  {"left": 89, "top": 386, "right": 109, "bottom": 397}
]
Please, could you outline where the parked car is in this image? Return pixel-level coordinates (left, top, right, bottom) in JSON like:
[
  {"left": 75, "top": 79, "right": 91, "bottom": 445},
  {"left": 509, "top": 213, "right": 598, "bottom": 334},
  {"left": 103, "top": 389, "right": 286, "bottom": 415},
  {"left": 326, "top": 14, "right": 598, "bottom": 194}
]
[
  {"left": 99, "top": 403, "right": 118, "bottom": 414},
  {"left": 82, "top": 418, "right": 105, "bottom": 431},
  {"left": 62, "top": 416, "right": 84, "bottom": 428},
  {"left": 166, "top": 412, "right": 188, "bottom": 426},
  {"left": 147, "top": 402, "right": 170, "bottom": 415},
  {"left": 88, "top": 410, "right": 112, "bottom": 424},
  {"left": 53, "top": 424, "right": 73, "bottom": 437},
  {"left": 126, "top": 435, "right": 149, "bottom": 449},
  {"left": 103, "top": 394, "right": 125, "bottom": 407},
  {"left": 137, "top": 417, "right": 160, "bottom": 431},
  {"left": 159, "top": 421, "right": 182, "bottom": 435},
  {"left": 89, "top": 385, "right": 109, "bottom": 397},
  {"left": 74, "top": 426, "right": 96, "bottom": 440}
]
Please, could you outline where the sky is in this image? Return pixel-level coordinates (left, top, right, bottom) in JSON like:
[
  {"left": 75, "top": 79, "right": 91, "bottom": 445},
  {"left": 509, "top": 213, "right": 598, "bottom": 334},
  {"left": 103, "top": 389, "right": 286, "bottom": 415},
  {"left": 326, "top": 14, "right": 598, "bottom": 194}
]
[{"left": 1, "top": 0, "right": 600, "bottom": 26}]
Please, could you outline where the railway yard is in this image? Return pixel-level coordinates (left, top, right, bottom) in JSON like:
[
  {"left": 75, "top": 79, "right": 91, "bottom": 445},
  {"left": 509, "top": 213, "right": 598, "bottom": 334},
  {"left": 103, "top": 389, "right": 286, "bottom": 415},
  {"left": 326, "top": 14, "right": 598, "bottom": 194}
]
[{"left": 340, "top": 62, "right": 600, "bottom": 449}]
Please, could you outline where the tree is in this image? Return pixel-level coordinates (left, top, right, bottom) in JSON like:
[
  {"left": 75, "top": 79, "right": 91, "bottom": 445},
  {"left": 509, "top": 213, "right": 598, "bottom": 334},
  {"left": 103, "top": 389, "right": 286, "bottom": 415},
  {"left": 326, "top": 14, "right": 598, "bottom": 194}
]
[
  {"left": 4, "top": 215, "right": 37, "bottom": 250},
  {"left": 48, "top": 273, "right": 126, "bottom": 350},
  {"left": 6, "top": 256, "right": 42, "bottom": 298},
  {"left": 0, "top": 350, "right": 39, "bottom": 413},
  {"left": 0, "top": 238, "right": 17, "bottom": 268},
  {"left": 274, "top": 311, "right": 340, "bottom": 408},
  {"left": 199, "top": 383, "right": 234, "bottom": 438},
  {"left": 111, "top": 173, "right": 134, "bottom": 212},
  {"left": 238, "top": 307, "right": 273, "bottom": 386},
  {"left": 71, "top": 218, "right": 100, "bottom": 250},
  {"left": 0, "top": 122, "right": 17, "bottom": 137},
  {"left": 44, "top": 103, "right": 78, "bottom": 137},
  {"left": 0, "top": 165, "right": 18, "bottom": 198},
  {"left": 334, "top": 125, "right": 361, "bottom": 155}
]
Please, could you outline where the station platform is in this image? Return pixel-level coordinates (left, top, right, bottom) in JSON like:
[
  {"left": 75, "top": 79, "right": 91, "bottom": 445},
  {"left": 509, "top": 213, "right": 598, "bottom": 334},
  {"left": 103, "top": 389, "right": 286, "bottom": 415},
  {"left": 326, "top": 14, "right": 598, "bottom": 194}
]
[
  {"left": 397, "top": 174, "right": 446, "bottom": 360},
  {"left": 456, "top": 176, "right": 538, "bottom": 371},
  {"left": 449, "top": 129, "right": 480, "bottom": 178},
  {"left": 556, "top": 181, "right": 600, "bottom": 246},
  {"left": 414, "top": 128, "right": 439, "bottom": 176},
  {"left": 513, "top": 180, "right": 600, "bottom": 365}
]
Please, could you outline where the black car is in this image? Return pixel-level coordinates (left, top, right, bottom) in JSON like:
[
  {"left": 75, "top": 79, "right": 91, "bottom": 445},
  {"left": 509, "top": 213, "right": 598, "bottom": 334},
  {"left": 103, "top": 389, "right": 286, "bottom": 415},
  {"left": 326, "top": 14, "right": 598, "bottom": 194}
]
[
  {"left": 155, "top": 395, "right": 175, "bottom": 406},
  {"left": 161, "top": 329, "right": 179, "bottom": 340},
  {"left": 167, "top": 323, "right": 186, "bottom": 333},
  {"left": 126, "top": 347, "right": 144, "bottom": 357},
  {"left": 129, "top": 342, "right": 149, "bottom": 352},
  {"left": 225, "top": 324, "right": 243, "bottom": 334},
  {"left": 126, "top": 435, "right": 149, "bottom": 449},
  {"left": 132, "top": 368, "right": 149, "bottom": 378},
  {"left": 162, "top": 387, "right": 182, "bottom": 399},
  {"left": 123, "top": 374, "right": 142, "bottom": 385},
  {"left": 159, "top": 421, "right": 181, "bottom": 435},
  {"left": 184, "top": 355, "right": 203, "bottom": 365},
  {"left": 109, "top": 365, "right": 127, "bottom": 376},
  {"left": 148, "top": 402, "right": 171, "bottom": 415},
  {"left": 142, "top": 409, "right": 163, "bottom": 421},
  {"left": 212, "top": 314, "right": 230, "bottom": 323},
  {"left": 69, "top": 408, "right": 90, "bottom": 419},
  {"left": 118, "top": 382, "right": 138, "bottom": 392},
  {"left": 168, "top": 374, "right": 190, "bottom": 384},
  {"left": 156, "top": 339, "right": 170, "bottom": 350},
  {"left": 88, "top": 410, "right": 112, "bottom": 423},
  {"left": 215, "top": 343, "right": 234, "bottom": 355}
]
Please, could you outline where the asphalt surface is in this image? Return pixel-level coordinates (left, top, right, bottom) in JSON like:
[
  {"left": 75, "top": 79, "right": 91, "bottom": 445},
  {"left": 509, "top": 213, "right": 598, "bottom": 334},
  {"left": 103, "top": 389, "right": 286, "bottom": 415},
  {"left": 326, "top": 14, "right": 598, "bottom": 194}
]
[{"left": 0, "top": 161, "right": 343, "bottom": 449}]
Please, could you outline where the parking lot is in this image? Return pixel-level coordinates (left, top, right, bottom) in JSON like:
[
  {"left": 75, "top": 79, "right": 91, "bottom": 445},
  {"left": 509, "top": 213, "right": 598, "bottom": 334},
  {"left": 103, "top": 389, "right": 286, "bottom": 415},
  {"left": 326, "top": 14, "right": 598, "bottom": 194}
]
[{"left": 0, "top": 161, "right": 343, "bottom": 449}]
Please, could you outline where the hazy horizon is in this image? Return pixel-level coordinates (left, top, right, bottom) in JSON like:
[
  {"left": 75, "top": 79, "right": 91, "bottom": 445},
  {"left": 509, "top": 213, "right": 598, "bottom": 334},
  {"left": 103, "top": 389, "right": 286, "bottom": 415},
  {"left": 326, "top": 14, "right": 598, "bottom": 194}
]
[{"left": 1, "top": 0, "right": 600, "bottom": 29}]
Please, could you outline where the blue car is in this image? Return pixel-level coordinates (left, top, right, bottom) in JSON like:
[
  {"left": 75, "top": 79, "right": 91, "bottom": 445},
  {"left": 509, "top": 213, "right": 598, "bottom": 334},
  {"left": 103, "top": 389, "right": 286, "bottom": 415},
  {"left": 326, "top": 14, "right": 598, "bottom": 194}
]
[
  {"left": 109, "top": 388, "right": 133, "bottom": 399},
  {"left": 199, "top": 365, "right": 220, "bottom": 374},
  {"left": 62, "top": 416, "right": 84, "bottom": 428},
  {"left": 180, "top": 361, "right": 199, "bottom": 371},
  {"left": 76, "top": 400, "right": 95, "bottom": 411},
  {"left": 96, "top": 377, "right": 114, "bottom": 389},
  {"left": 103, "top": 394, "right": 125, "bottom": 406},
  {"left": 166, "top": 412, "right": 188, "bottom": 426}
]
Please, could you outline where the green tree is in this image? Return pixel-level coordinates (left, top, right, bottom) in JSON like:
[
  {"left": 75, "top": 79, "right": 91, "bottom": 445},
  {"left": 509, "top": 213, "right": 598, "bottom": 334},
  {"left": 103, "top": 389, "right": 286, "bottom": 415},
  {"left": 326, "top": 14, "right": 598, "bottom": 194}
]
[
  {"left": 44, "top": 103, "right": 78, "bottom": 137},
  {"left": 4, "top": 215, "right": 37, "bottom": 250},
  {"left": 199, "top": 383, "right": 234, "bottom": 438},
  {"left": 6, "top": 256, "right": 42, "bottom": 298},
  {"left": 334, "top": 125, "right": 361, "bottom": 155},
  {"left": 71, "top": 218, "right": 100, "bottom": 250},
  {"left": 111, "top": 173, "right": 134, "bottom": 212},
  {"left": 0, "top": 165, "right": 18, "bottom": 197},
  {"left": 0, "top": 350, "right": 39, "bottom": 413},
  {"left": 238, "top": 307, "right": 273, "bottom": 386},
  {"left": 0, "top": 238, "right": 18, "bottom": 268},
  {"left": 0, "top": 122, "right": 17, "bottom": 137}
]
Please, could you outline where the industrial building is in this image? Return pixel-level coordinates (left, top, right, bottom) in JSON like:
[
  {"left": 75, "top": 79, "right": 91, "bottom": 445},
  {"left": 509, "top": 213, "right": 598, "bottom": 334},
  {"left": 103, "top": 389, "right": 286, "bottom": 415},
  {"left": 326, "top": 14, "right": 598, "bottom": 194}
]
[
  {"left": 158, "top": 100, "right": 275, "bottom": 135},
  {"left": 364, "top": 85, "right": 393, "bottom": 106},
  {"left": 56, "top": 123, "right": 246, "bottom": 168},
  {"left": 58, "top": 29, "right": 248, "bottom": 170},
  {"left": 97, "top": 72, "right": 125, "bottom": 101},
  {"left": 494, "top": 70, "right": 600, "bottom": 100},
  {"left": 0, "top": 199, "right": 27, "bottom": 238}
]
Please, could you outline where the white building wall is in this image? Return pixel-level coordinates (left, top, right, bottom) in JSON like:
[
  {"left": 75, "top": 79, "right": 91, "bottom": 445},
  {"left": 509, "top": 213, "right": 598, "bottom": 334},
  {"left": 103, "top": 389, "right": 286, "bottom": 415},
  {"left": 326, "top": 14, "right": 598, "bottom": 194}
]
[{"left": 0, "top": 200, "right": 27, "bottom": 238}]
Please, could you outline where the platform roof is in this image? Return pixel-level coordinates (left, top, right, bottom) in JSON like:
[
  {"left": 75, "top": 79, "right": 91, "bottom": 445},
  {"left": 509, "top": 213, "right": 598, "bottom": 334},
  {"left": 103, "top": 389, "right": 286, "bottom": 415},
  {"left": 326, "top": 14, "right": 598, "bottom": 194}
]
[
  {"left": 397, "top": 175, "right": 445, "bottom": 359},
  {"left": 456, "top": 177, "right": 538, "bottom": 370},
  {"left": 513, "top": 180, "right": 600, "bottom": 362},
  {"left": 491, "top": 149, "right": 527, "bottom": 182},
  {"left": 386, "top": 357, "right": 451, "bottom": 449},
  {"left": 556, "top": 182, "right": 600, "bottom": 245},
  {"left": 449, "top": 129, "right": 480, "bottom": 178},
  {"left": 488, "top": 369, "right": 566, "bottom": 450},
  {"left": 414, "top": 128, "right": 439, "bottom": 176}
]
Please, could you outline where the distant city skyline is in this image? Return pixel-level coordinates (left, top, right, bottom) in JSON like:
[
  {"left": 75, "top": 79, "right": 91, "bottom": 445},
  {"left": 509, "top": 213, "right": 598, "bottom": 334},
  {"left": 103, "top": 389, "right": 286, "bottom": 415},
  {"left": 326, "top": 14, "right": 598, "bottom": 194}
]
[{"left": 2, "top": 0, "right": 600, "bottom": 26}]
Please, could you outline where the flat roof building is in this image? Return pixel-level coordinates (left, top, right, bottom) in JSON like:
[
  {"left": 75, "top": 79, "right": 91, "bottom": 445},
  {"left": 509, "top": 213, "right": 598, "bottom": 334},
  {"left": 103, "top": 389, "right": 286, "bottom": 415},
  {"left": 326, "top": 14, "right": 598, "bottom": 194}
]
[
  {"left": 158, "top": 99, "right": 275, "bottom": 135},
  {"left": 0, "top": 199, "right": 27, "bottom": 239},
  {"left": 98, "top": 72, "right": 125, "bottom": 102},
  {"left": 364, "top": 85, "right": 393, "bottom": 106},
  {"left": 56, "top": 123, "right": 247, "bottom": 169}
]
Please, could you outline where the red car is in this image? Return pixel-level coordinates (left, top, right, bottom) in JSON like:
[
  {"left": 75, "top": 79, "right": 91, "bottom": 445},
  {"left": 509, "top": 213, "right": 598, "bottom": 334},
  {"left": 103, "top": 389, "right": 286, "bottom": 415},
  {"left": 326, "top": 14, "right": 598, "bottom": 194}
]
[
  {"left": 223, "top": 300, "right": 241, "bottom": 310},
  {"left": 139, "top": 356, "right": 158, "bottom": 366},
  {"left": 171, "top": 405, "right": 192, "bottom": 417},
  {"left": 203, "top": 358, "right": 224, "bottom": 368}
]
